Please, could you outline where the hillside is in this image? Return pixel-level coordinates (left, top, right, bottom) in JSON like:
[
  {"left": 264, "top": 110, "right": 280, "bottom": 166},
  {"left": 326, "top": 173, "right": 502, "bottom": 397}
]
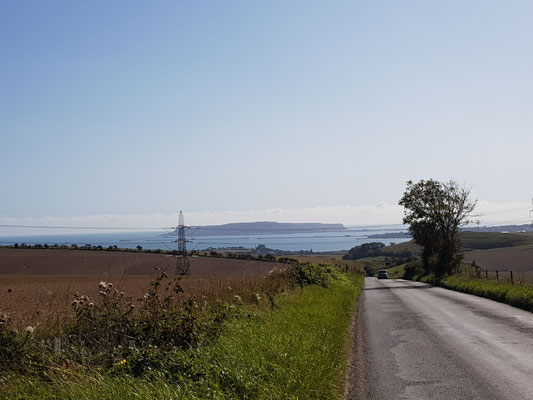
[
  {"left": 459, "top": 231, "right": 533, "bottom": 250},
  {"left": 172, "top": 221, "right": 348, "bottom": 236}
]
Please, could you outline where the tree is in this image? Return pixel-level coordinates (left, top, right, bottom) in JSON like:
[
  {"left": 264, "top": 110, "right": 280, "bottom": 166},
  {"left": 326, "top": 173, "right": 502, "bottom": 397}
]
[
  {"left": 342, "top": 242, "right": 386, "bottom": 260},
  {"left": 398, "top": 179, "right": 477, "bottom": 276}
]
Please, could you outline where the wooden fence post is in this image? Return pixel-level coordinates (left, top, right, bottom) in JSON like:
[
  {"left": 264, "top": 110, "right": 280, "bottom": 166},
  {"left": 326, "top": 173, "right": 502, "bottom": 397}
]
[
  {"left": 510, "top": 270, "right": 514, "bottom": 285},
  {"left": 485, "top": 269, "right": 488, "bottom": 279},
  {"left": 496, "top": 270, "right": 499, "bottom": 281}
]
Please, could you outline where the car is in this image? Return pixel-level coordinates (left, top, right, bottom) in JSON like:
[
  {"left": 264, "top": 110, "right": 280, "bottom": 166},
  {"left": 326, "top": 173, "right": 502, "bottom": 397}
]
[{"left": 376, "top": 269, "right": 389, "bottom": 279}]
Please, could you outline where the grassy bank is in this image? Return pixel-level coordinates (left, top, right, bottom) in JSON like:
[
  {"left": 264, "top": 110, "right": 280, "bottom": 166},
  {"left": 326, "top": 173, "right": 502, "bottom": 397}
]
[
  {"left": 419, "top": 275, "right": 533, "bottom": 312},
  {"left": 2, "top": 267, "right": 363, "bottom": 399}
]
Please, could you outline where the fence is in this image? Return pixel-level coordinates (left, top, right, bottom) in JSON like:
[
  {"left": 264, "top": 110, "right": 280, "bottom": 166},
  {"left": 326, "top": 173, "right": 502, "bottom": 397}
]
[{"left": 459, "top": 263, "right": 533, "bottom": 285}]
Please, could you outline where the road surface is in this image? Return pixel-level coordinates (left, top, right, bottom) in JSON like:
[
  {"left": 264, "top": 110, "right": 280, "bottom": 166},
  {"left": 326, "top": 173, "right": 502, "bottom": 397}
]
[{"left": 346, "top": 278, "right": 533, "bottom": 400}]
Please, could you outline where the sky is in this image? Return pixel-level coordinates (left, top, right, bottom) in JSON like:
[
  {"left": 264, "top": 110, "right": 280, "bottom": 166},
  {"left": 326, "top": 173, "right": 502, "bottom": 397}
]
[{"left": 1, "top": 1, "right": 532, "bottom": 233}]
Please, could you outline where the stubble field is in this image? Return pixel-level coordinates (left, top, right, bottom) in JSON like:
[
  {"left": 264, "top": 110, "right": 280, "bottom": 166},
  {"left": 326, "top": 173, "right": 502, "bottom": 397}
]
[
  {"left": 0, "top": 248, "right": 281, "bottom": 325},
  {"left": 463, "top": 245, "right": 533, "bottom": 272}
]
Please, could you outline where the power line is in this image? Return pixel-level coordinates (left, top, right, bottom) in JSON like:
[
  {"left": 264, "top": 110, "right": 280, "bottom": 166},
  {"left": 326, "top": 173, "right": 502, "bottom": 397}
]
[{"left": 0, "top": 224, "right": 175, "bottom": 230}]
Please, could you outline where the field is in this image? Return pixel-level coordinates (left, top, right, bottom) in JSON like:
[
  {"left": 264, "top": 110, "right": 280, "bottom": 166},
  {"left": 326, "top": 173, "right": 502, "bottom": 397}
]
[
  {"left": 0, "top": 248, "right": 364, "bottom": 399},
  {"left": 463, "top": 245, "right": 533, "bottom": 272},
  {"left": 0, "top": 248, "right": 281, "bottom": 325},
  {"left": 0, "top": 248, "right": 278, "bottom": 276},
  {"left": 460, "top": 231, "right": 533, "bottom": 250}
]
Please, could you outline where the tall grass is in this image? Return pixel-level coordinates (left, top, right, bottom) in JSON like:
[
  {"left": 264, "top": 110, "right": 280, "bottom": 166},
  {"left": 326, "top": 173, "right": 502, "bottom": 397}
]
[
  {"left": 421, "top": 275, "right": 533, "bottom": 312},
  {"left": 1, "top": 264, "right": 364, "bottom": 399}
]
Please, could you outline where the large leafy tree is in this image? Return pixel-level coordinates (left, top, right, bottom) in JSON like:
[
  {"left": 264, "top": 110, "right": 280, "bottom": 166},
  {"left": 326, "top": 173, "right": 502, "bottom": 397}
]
[{"left": 399, "top": 179, "right": 477, "bottom": 276}]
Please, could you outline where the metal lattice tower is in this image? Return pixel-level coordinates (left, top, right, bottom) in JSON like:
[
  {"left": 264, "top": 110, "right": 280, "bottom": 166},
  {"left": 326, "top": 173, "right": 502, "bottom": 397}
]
[
  {"left": 530, "top": 198, "right": 533, "bottom": 232},
  {"left": 175, "top": 210, "right": 191, "bottom": 275}
]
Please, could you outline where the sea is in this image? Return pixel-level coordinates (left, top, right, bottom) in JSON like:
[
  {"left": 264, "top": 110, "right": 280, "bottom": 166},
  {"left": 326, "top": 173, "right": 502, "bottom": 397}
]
[{"left": 0, "top": 225, "right": 410, "bottom": 253}]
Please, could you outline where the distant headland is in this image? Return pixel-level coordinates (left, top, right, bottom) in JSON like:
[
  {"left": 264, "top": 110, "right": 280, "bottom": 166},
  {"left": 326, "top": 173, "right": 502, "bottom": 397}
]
[{"left": 168, "top": 221, "right": 348, "bottom": 237}]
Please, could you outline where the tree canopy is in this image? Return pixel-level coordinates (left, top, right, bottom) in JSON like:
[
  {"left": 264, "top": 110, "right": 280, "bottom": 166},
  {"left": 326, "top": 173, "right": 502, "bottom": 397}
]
[{"left": 398, "top": 179, "right": 477, "bottom": 276}]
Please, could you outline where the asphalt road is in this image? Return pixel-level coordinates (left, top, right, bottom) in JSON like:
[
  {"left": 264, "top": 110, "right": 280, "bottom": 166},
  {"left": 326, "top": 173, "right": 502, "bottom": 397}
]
[{"left": 346, "top": 278, "right": 533, "bottom": 400}]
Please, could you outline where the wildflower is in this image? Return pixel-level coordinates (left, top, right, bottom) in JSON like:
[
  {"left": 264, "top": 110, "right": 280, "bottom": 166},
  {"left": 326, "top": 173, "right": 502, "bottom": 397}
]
[
  {"left": 88, "top": 302, "right": 94, "bottom": 307},
  {"left": 234, "top": 295, "right": 242, "bottom": 302},
  {"left": 99, "top": 281, "right": 113, "bottom": 290},
  {"left": 25, "top": 326, "right": 34, "bottom": 334},
  {"left": 120, "top": 359, "right": 127, "bottom": 365}
]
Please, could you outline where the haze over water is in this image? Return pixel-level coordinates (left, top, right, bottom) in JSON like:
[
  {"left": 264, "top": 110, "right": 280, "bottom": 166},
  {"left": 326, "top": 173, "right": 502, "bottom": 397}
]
[{"left": 0, "top": 225, "right": 409, "bottom": 253}]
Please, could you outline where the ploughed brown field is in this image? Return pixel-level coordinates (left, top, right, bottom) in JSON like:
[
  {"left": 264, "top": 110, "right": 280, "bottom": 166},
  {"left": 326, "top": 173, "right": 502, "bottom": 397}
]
[
  {"left": 464, "top": 245, "right": 533, "bottom": 272},
  {"left": 0, "top": 249, "right": 281, "bottom": 325}
]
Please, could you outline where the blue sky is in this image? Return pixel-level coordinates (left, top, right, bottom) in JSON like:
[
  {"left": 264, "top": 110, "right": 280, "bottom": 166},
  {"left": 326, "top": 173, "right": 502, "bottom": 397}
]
[{"left": 1, "top": 1, "right": 532, "bottom": 228}]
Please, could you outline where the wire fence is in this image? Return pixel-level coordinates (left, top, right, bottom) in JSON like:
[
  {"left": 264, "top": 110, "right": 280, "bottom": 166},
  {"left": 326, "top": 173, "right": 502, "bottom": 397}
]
[{"left": 459, "top": 263, "right": 533, "bottom": 285}]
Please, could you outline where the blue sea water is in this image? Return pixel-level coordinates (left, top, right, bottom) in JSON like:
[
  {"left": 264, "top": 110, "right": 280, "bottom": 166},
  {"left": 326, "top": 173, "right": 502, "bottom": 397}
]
[{"left": 0, "top": 225, "right": 410, "bottom": 253}]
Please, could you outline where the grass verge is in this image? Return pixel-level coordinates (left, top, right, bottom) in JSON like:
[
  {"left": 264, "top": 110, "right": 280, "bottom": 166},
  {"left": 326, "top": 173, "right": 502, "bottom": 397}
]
[
  {"left": 419, "top": 275, "right": 533, "bottom": 312},
  {"left": 2, "top": 270, "right": 363, "bottom": 399}
]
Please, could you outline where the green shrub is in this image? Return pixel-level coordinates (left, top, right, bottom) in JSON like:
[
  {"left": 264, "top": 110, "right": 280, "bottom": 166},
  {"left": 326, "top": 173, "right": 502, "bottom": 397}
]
[
  {"left": 0, "top": 326, "right": 26, "bottom": 373},
  {"left": 286, "top": 263, "right": 339, "bottom": 287},
  {"left": 402, "top": 260, "right": 424, "bottom": 280}
]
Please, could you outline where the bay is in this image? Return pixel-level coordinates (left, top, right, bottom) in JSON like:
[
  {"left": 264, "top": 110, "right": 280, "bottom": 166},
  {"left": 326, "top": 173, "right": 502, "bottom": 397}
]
[{"left": 0, "top": 225, "right": 410, "bottom": 253}]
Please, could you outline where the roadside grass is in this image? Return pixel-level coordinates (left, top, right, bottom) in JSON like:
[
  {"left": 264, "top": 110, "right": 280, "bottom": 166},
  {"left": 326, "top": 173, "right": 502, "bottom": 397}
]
[
  {"left": 1, "top": 268, "right": 364, "bottom": 400},
  {"left": 203, "top": 273, "right": 364, "bottom": 399},
  {"left": 418, "top": 275, "right": 533, "bottom": 312}
]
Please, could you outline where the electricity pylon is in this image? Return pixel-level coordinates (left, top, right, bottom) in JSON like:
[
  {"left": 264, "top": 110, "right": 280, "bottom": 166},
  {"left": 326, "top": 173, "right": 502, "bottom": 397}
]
[
  {"left": 530, "top": 198, "right": 533, "bottom": 232},
  {"left": 175, "top": 211, "right": 191, "bottom": 275}
]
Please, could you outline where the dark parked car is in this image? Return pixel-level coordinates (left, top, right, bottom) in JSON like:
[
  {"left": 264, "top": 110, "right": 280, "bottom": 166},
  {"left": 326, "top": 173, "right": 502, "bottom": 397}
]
[{"left": 377, "top": 269, "right": 389, "bottom": 279}]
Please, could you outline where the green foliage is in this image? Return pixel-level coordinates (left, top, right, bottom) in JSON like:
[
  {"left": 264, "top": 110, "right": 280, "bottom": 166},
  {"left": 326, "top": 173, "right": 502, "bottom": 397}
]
[
  {"left": 343, "top": 242, "right": 416, "bottom": 272},
  {"left": 0, "top": 262, "right": 346, "bottom": 380},
  {"left": 399, "top": 179, "right": 477, "bottom": 276},
  {"left": 402, "top": 260, "right": 425, "bottom": 280},
  {"left": 0, "top": 326, "right": 26, "bottom": 373},
  {"left": 62, "top": 275, "right": 229, "bottom": 370},
  {"left": 421, "top": 275, "right": 533, "bottom": 312},
  {"left": 2, "top": 273, "right": 364, "bottom": 400},
  {"left": 343, "top": 242, "right": 386, "bottom": 260},
  {"left": 286, "top": 263, "right": 339, "bottom": 287}
]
